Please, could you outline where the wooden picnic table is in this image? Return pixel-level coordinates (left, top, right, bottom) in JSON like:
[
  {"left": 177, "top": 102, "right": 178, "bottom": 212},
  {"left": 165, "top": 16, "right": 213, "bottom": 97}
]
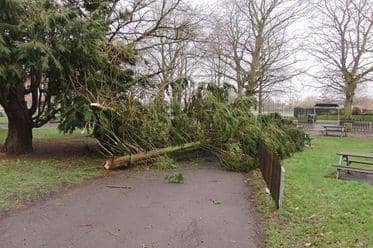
[
  {"left": 322, "top": 125, "right": 347, "bottom": 137},
  {"left": 335, "top": 152, "right": 373, "bottom": 179}
]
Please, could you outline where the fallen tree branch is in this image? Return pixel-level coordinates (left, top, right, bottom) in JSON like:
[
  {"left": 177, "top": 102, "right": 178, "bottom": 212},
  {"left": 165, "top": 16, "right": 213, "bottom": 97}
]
[
  {"left": 103, "top": 142, "right": 201, "bottom": 170},
  {"left": 90, "top": 103, "right": 114, "bottom": 112}
]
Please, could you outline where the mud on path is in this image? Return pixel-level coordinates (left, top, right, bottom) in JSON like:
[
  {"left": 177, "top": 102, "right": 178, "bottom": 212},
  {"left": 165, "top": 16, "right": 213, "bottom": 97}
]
[{"left": 0, "top": 162, "right": 265, "bottom": 248}]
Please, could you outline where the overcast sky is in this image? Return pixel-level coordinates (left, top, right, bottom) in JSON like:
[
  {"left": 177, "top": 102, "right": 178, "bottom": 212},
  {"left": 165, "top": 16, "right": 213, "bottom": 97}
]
[{"left": 190, "top": 0, "right": 373, "bottom": 102}]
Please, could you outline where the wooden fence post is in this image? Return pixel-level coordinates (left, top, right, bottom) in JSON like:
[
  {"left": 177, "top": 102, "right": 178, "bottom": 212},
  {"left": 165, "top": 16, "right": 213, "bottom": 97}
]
[{"left": 369, "top": 122, "right": 372, "bottom": 132}]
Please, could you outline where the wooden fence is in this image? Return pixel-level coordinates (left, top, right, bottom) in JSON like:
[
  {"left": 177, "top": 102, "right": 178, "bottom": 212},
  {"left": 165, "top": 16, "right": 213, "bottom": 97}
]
[{"left": 258, "top": 141, "right": 285, "bottom": 209}]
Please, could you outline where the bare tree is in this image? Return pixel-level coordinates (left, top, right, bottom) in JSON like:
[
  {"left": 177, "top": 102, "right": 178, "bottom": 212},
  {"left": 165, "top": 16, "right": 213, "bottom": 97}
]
[
  {"left": 204, "top": 0, "right": 304, "bottom": 112},
  {"left": 202, "top": 3, "right": 250, "bottom": 96},
  {"left": 63, "top": 0, "right": 198, "bottom": 101},
  {"left": 138, "top": 4, "right": 202, "bottom": 102},
  {"left": 310, "top": 0, "right": 373, "bottom": 119},
  {"left": 201, "top": 24, "right": 230, "bottom": 87},
  {"left": 63, "top": 0, "right": 186, "bottom": 45}
]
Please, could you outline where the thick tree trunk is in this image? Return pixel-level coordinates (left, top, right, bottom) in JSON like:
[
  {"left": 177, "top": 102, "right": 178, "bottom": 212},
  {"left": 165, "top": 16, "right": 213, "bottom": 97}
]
[
  {"left": 104, "top": 142, "right": 201, "bottom": 170},
  {"left": 344, "top": 81, "right": 357, "bottom": 121},
  {"left": 344, "top": 95, "right": 353, "bottom": 121},
  {"left": 1, "top": 97, "right": 33, "bottom": 154},
  {"left": 258, "top": 82, "right": 263, "bottom": 114}
]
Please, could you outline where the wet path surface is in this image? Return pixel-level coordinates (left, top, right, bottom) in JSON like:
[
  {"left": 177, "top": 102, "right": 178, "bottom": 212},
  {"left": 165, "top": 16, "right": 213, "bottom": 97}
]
[{"left": 0, "top": 162, "right": 264, "bottom": 248}]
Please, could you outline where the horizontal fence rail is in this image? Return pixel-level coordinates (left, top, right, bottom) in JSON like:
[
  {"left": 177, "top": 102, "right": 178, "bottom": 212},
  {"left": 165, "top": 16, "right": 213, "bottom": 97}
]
[{"left": 258, "top": 141, "right": 285, "bottom": 209}]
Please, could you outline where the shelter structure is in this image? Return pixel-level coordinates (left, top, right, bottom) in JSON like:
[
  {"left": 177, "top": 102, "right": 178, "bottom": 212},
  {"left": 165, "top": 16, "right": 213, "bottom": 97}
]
[
  {"left": 294, "top": 103, "right": 342, "bottom": 124},
  {"left": 313, "top": 103, "right": 342, "bottom": 124}
]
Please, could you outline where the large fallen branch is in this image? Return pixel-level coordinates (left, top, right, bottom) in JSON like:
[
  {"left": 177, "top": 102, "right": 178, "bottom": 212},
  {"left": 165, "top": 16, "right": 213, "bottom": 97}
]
[{"left": 104, "top": 142, "right": 201, "bottom": 170}]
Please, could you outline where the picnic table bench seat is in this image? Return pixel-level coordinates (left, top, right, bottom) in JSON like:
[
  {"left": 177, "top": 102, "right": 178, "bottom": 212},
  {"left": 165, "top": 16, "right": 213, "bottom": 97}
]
[
  {"left": 335, "top": 165, "right": 373, "bottom": 179},
  {"left": 337, "top": 152, "right": 373, "bottom": 159},
  {"left": 335, "top": 152, "right": 373, "bottom": 179},
  {"left": 345, "top": 160, "right": 373, "bottom": 165},
  {"left": 322, "top": 125, "right": 347, "bottom": 137}
]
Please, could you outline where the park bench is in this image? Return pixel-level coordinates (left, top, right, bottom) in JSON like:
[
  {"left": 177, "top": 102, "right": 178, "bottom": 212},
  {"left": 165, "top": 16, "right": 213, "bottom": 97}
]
[
  {"left": 335, "top": 152, "right": 373, "bottom": 179},
  {"left": 322, "top": 125, "right": 347, "bottom": 137}
]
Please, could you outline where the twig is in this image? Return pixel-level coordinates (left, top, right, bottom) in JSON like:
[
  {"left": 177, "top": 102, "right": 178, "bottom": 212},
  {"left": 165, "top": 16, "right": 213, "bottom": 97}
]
[
  {"left": 106, "top": 185, "right": 133, "bottom": 189},
  {"left": 79, "top": 224, "right": 93, "bottom": 227},
  {"left": 106, "top": 230, "right": 119, "bottom": 237}
]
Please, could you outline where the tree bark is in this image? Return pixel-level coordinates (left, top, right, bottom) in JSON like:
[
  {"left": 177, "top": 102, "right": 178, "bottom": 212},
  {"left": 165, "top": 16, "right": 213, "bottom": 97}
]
[
  {"left": 344, "top": 95, "right": 353, "bottom": 121},
  {"left": 258, "top": 83, "right": 263, "bottom": 114},
  {"left": 344, "top": 81, "right": 357, "bottom": 120},
  {"left": 1, "top": 92, "right": 33, "bottom": 154},
  {"left": 237, "top": 82, "right": 243, "bottom": 96},
  {"left": 104, "top": 142, "right": 201, "bottom": 170}
]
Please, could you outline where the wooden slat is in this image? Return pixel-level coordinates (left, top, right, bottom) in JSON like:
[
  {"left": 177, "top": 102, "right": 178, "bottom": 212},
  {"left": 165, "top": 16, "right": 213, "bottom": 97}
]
[
  {"left": 337, "top": 152, "right": 373, "bottom": 159},
  {"left": 347, "top": 160, "right": 373, "bottom": 165},
  {"left": 323, "top": 125, "right": 344, "bottom": 129},
  {"left": 259, "top": 141, "right": 283, "bottom": 209},
  {"left": 336, "top": 166, "right": 373, "bottom": 174}
]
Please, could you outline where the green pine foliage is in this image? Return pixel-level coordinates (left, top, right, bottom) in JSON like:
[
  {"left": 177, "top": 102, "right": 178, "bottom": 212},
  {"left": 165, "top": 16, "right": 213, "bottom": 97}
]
[
  {"left": 154, "top": 156, "right": 179, "bottom": 171},
  {"left": 91, "top": 83, "right": 309, "bottom": 172},
  {"left": 259, "top": 113, "right": 311, "bottom": 159},
  {"left": 165, "top": 173, "right": 184, "bottom": 184},
  {"left": 0, "top": 0, "right": 136, "bottom": 133},
  {"left": 0, "top": 0, "right": 309, "bottom": 163}
]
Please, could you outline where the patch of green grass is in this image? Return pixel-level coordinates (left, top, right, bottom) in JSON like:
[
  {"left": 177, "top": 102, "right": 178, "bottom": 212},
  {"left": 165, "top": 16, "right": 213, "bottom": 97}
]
[
  {"left": 0, "top": 128, "right": 85, "bottom": 143},
  {"left": 0, "top": 129, "right": 6, "bottom": 142},
  {"left": 254, "top": 137, "right": 373, "bottom": 247},
  {"left": 316, "top": 119, "right": 339, "bottom": 124},
  {"left": 0, "top": 127, "right": 104, "bottom": 211},
  {"left": 0, "top": 157, "right": 103, "bottom": 211},
  {"left": 0, "top": 116, "right": 7, "bottom": 124}
]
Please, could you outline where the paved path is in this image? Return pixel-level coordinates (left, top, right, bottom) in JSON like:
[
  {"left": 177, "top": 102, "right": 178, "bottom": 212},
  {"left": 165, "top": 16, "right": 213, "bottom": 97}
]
[{"left": 0, "top": 162, "right": 264, "bottom": 248}]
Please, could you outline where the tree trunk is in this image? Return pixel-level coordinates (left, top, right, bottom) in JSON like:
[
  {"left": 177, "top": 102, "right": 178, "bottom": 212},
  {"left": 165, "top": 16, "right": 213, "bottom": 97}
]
[
  {"left": 237, "top": 83, "right": 243, "bottom": 96},
  {"left": 344, "top": 81, "right": 357, "bottom": 121},
  {"left": 104, "top": 142, "right": 201, "bottom": 170},
  {"left": 258, "top": 82, "right": 263, "bottom": 114},
  {"left": 344, "top": 95, "right": 353, "bottom": 121},
  {"left": 2, "top": 97, "right": 33, "bottom": 154},
  {"left": 258, "top": 96, "right": 263, "bottom": 115}
]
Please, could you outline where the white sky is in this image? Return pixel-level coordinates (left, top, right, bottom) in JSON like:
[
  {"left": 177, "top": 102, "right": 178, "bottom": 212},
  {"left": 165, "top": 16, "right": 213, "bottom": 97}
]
[{"left": 190, "top": 0, "right": 373, "bottom": 103}]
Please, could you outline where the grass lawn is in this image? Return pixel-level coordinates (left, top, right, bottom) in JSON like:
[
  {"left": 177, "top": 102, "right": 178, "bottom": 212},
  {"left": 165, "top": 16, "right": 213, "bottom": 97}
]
[
  {"left": 253, "top": 137, "right": 373, "bottom": 247},
  {"left": 0, "top": 127, "right": 84, "bottom": 142},
  {"left": 0, "top": 128, "right": 105, "bottom": 211},
  {"left": 0, "top": 116, "right": 7, "bottom": 124},
  {"left": 316, "top": 119, "right": 339, "bottom": 124}
]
